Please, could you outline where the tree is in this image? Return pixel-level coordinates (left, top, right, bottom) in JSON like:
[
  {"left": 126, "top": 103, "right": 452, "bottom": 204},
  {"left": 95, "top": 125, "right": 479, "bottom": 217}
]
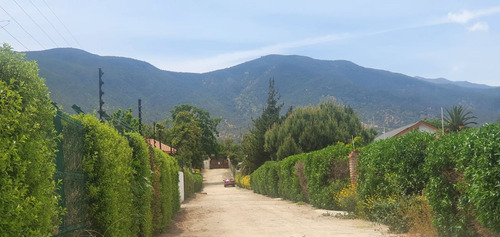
[
  {"left": 170, "top": 104, "right": 221, "bottom": 156},
  {"left": 167, "top": 111, "right": 202, "bottom": 168},
  {"left": 0, "top": 44, "right": 60, "bottom": 235},
  {"left": 444, "top": 105, "right": 477, "bottom": 132},
  {"left": 241, "top": 78, "right": 284, "bottom": 174},
  {"left": 109, "top": 108, "right": 139, "bottom": 134},
  {"left": 264, "top": 101, "right": 377, "bottom": 160}
]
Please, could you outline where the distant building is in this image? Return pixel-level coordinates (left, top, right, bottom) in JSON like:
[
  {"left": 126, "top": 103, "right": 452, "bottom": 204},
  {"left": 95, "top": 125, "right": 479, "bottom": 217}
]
[
  {"left": 375, "top": 121, "right": 438, "bottom": 141},
  {"left": 145, "top": 138, "right": 176, "bottom": 155}
]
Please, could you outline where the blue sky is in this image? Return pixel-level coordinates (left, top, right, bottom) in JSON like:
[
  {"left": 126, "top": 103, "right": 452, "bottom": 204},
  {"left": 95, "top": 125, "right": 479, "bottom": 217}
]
[{"left": 1, "top": 1, "right": 500, "bottom": 86}]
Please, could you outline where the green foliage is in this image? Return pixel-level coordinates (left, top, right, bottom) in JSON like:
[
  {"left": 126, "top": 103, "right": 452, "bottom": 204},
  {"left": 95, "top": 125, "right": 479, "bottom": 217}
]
[
  {"left": 170, "top": 104, "right": 221, "bottom": 156},
  {"left": 77, "top": 114, "right": 135, "bottom": 236},
  {"left": 167, "top": 110, "right": 202, "bottom": 168},
  {"left": 305, "top": 144, "right": 351, "bottom": 209},
  {"left": 110, "top": 108, "right": 139, "bottom": 134},
  {"left": 265, "top": 102, "right": 377, "bottom": 160},
  {"left": 357, "top": 131, "right": 434, "bottom": 199},
  {"left": 426, "top": 124, "right": 500, "bottom": 236},
  {"left": 0, "top": 44, "right": 61, "bottom": 235},
  {"left": 241, "top": 78, "right": 284, "bottom": 174},
  {"left": 251, "top": 161, "right": 281, "bottom": 197},
  {"left": 444, "top": 105, "right": 477, "bottom": 132},
  {"left": 250, "top": 143, "right": 351, "bottom": 210},
  {"left": 127, "top": 132, "right": 153, "bottom": 237},
  {"left": 151, "top": 149, "right": 180, "bottom": 234},
  {"left": 183, "top": 168, "right": 203, "bottom": 199},
  {"left": 278, "top": 154, "right": 308, "bottom": 202}
]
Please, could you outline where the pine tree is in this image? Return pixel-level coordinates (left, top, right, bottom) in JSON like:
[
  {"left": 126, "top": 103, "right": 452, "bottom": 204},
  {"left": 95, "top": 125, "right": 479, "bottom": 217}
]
[{"left": 241, "top": 78, "right": 283, "bottom": 174}]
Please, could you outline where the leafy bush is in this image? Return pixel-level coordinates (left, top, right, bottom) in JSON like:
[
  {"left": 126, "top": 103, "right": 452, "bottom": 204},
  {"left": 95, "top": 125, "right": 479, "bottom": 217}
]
[
  {"left": 0, "top": 44, "right": 61, "bottom": 235},
  {"left": 235, "top": 174, "right": 251, "bottom": 189},
  {"left": 151, "top": 148, "right": 180, "bottom": 234},
  {"left": 77, "top": 114, "right": 135, "bottom": 237},
  {"left": 334, "top": 184, "right": 359, "bottom": 214},
  {"left": 127, "top": 132, "right": 153, "bottom": 237},
  {"left": 426, "top": 124, "right": 500, "bottom": 236},
  {"left": 357, "top": 131, "right": 434, "bottom": 199},
  {"left": 278, "top": 154, "right": 307, "bottom": 202},
  {"left": 184, "top": 168, "right": 203, "bottom": 199},
  {"left": 251, "top": 161, "right": 280, "bottom": 197},
  {"left": 305, "top": 143, "right": 351, "bottom": 209}
]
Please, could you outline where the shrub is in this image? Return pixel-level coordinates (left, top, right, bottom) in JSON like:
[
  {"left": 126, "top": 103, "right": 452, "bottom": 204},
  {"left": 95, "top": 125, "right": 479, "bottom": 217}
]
[
  {"left": 334, "top": 183, "right": 359, "bottom": 214},
  {"left": 127, "top": 132, "right": 153, "bottom": 237},
  {"left": 78, "top": 114, "right": 135, "bottom": 237},
  {"left": 235, "top": 174, "right": 251, "bottom": 189},
  {"left": 426, "top": 124, "right": 500, "bottom": 236},
  {"left": 184, "top": 168, "right": 203, "bottom": 199},
  {"left": 0, "top": 44, "right": 61, "bottom": 235},
  {"left": 358, "top": 131, "right": 434, "bottom": 199},
  {"left": 193, "top": 173, "right": 203, "bottom": 193},
  {"left": 151, "top": 149, "right": 180, "bottom": 234},
  {"left": 305, "top": 143, "right": 351, "bottom": 209},
  {"left": 251, "top": 161, "right": 280, "bottom": 197},
  {"left": 278, "top": 154, "right": 307, "bottom": 202}
]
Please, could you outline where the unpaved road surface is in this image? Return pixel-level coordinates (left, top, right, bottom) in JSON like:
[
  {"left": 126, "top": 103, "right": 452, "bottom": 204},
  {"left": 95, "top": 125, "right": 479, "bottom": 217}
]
[{"left": 161, "top": 168, "right": 391, "bottom": 237}]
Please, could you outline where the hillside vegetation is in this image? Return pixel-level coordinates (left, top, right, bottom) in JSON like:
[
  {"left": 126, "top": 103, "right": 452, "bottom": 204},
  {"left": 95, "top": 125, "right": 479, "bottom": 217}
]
[{"left": 25, "top": 48, "right": 500, "bottom": 138}]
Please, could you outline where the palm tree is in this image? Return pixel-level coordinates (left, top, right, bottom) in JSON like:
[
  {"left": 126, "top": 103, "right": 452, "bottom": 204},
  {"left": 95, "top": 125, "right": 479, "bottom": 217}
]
[{"left": 444, "top": 105, "right": 477, "bottom": 132}]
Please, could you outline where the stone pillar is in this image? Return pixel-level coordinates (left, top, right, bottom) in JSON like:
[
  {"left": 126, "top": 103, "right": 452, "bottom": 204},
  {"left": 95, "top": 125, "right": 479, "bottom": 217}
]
[{"left": 349, "top": 151, "right": 360, "bottom": 185}]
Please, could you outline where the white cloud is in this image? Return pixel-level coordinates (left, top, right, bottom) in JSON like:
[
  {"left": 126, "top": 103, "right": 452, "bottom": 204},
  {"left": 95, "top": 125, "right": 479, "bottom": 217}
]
[
  {"left": 160, "top": 34, "right": 346, "bottom": 72},
  {"left": 467, "top": 22, "right": 489, "bottom": 32},
  {"left": 447, "top": 7, "right": 500, "bottom": 24}
]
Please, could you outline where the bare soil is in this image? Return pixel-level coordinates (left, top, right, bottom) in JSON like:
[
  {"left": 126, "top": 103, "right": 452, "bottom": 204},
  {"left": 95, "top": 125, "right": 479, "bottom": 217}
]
[{"left": 160, "top": 168, "right": 394, "bottom": 237}]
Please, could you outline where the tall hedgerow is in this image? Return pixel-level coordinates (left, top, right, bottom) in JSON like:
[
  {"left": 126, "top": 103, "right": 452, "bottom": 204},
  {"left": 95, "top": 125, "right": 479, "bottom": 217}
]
[
  {"left": 151, "top": 149, "right": 180, "bottom": 234},
  {"left": 305, "top": 143, "right": 351, "bottom": 209},
  {"left": 426, "top": 124, "right": 500, "bottom": 236},
  {"left": 0, "top": 44, "right": 61, "bottom": 235},
  {"left": 127, "top": 132, "right": 153, "bottom": 237},
  {"left": 77, "top": 114, "right": 134, "bottom": 237}
]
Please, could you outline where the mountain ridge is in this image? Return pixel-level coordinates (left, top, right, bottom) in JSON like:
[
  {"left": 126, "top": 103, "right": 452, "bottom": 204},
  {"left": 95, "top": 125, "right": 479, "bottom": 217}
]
[{"left": 24, "top": 48, "right": 500, "bottom": 138}]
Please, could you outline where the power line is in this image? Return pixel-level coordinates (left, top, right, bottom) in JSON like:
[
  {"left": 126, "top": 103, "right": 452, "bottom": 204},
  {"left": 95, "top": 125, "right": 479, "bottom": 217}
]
[
  {"left": 0, "top": 20, "right": 30, "bottom": 51},
  {"left": 12, "top": 0, "right": 59, "bottom": 47},
  {"left": 29, "top": 0, "right": 71, "bottom": 46},
  {"left": 41, "top": 0, "right": 81, "bottom": 48},
  {"left": 0, "top": 5, "right": 45, "bottom": 49}
]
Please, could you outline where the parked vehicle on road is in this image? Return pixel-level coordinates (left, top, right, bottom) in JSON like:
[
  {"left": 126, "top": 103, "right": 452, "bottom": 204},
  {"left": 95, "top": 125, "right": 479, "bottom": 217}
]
[{"left": 224, "top": 178, "right": 235, "bottom": 187}]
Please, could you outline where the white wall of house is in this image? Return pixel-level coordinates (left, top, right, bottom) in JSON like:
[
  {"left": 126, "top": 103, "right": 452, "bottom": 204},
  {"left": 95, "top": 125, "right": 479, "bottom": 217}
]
[{"left": 418, "top": 124, "right": 437, "bottom": 133}]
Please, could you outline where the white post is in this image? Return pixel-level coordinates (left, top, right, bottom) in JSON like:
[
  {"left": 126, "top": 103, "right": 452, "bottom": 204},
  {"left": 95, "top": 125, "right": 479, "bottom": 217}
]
[{"left": 178, "top": 171, "right": 185, "bottom": 203}]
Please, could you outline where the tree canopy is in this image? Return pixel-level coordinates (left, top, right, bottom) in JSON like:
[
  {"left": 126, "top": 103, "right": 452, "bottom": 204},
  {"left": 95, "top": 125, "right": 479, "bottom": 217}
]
[
  {"left": 444, "top": 105, "right": 477, "bottom": 132},
  {"left": 170, "top": 104, "right": 221, "bottom": 156},
  {"left": 264, "top": 101, "right": 377, "bottom": 160},
  {"left": 241, "top": 78, "right": 284, "bottom": 174}
]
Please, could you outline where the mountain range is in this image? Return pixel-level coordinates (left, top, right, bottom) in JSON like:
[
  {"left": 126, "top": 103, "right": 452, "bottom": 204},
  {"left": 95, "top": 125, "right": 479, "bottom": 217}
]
[{"left": 24, "top": 48, "right": 500, "bottom": 139}]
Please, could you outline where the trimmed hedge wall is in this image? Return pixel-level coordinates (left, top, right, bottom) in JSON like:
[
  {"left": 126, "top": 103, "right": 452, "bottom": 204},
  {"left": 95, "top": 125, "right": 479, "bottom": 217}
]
[
  {"left": 426, "top": 124, "right": 500, "bottom": 236},
  {"left": 127, "top": 132, "right": 153, "bottom": 237},
  {"left": 78, "top": 114, "right": 135, "bottom": 237},
  {"left": 151, "top": 148, "right": 180, "bottom": 234},
  {"left": 235, "top": 174, "right": 251, "bottom": 189},
  {"left": 0, "top": 44, "right": 60, "bottom": 236},
  {"left": 250, "top": 143, "right": 351, "bottom": 210},
  {"left": 184, "top": 168, "right": 203, "bottom": 199}
]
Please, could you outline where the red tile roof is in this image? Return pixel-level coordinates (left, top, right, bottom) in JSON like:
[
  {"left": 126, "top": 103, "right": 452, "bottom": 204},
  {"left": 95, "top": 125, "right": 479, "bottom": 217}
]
[{"left": 145, "top": 139, "right": 176, "bottom": 155}]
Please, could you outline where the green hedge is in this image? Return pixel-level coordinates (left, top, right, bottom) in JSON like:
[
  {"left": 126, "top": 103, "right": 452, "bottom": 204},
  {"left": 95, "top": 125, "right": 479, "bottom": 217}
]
[
  {"left": 0, "top": 44, "right": 61, "bottom": 236},
  {"left": 151, "top": 149, "right": 180, "bottom": 234},
  {"left": 127, "top": 132, "right": 153, "bottom": 237},
  {"left": 78, "top": 114, "right": 135, "bottom": 237},
  {"left": 278, "top": 154, "right": 307, "bottom": 202},
  {"left": 305, "top": 144, "right": 351, "bottom": 209},
  {"left": 250, "top": 143, "right": 351, "bottom": 209},
  {"left": 426, "top": 124, "right": 500, "bottom": 236},
  {"left": 357, "top": 131, "right": 435, "bottom": 199},
  {"left": 183, "top": 169, "right": 204, "bottom": 199}
]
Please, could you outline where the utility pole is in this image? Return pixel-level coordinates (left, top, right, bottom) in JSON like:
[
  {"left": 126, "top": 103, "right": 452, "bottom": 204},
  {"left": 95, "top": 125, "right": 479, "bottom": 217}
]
[
  {"left": 138, "top": 99, "right": 142, "bottom": 135},
  {"left": 98, "top": 68, "right": 104, "bottom": 121}
]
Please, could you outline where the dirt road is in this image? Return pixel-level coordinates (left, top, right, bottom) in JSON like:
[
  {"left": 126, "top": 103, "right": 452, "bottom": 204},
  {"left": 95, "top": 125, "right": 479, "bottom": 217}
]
[{"left": 161, "top": 168, "right": 391, "bottom": 237}]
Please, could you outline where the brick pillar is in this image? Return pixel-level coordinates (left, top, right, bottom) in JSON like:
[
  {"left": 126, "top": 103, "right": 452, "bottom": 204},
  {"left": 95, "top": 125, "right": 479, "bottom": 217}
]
[{"left": 349, "top": 151, "right": 360, "bottom": 185}]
